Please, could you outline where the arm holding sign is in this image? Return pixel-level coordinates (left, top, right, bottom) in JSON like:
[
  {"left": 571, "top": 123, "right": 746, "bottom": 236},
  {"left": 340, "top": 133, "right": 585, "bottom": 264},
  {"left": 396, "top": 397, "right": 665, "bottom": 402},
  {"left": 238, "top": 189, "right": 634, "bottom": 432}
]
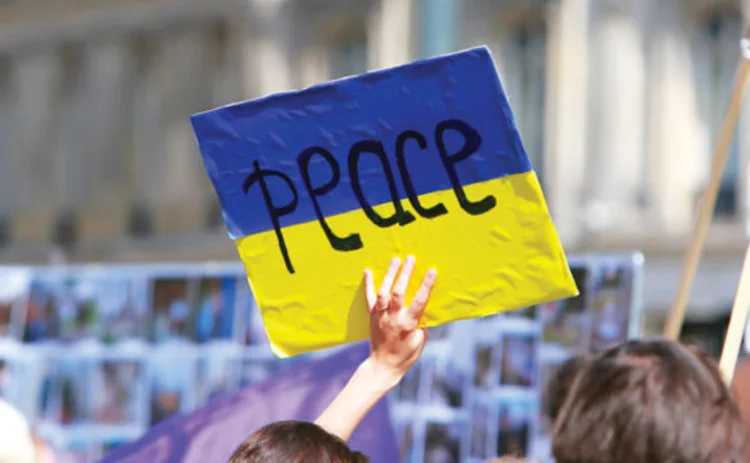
[{"left": 315, "top": 256, "right": 436, "bottom": 442}]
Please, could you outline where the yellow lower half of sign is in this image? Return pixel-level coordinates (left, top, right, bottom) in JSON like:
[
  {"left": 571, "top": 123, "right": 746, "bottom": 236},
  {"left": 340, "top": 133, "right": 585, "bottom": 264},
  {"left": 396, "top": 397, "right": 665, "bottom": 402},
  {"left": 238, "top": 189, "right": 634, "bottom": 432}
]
[{"left": 236, "top": 171, "right": 577, "bottom": 357}]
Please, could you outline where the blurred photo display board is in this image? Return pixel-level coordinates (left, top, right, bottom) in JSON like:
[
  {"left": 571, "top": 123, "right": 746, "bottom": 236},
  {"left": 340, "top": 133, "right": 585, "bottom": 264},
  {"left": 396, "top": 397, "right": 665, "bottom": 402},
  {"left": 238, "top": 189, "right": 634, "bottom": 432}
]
[{"left": 0, "top": 253, "right": 643, "bottom": 462}]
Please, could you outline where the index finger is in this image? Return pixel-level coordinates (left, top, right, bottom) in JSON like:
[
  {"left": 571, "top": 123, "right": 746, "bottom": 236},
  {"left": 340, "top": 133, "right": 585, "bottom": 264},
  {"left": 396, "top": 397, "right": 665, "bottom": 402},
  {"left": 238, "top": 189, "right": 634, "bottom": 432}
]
[
  {"left": 364, "top": 269, "right": 377, "bottom": 310},
  {"left": 408, "top": 268, "right": 437, "bottom": 322}
]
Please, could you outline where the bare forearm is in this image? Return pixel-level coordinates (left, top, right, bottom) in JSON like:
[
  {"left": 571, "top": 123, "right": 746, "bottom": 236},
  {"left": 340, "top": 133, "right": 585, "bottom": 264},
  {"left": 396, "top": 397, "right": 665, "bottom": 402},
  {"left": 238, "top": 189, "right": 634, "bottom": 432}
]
[{"left": 315, "top": 357, "right": 400, "bottom": 442}]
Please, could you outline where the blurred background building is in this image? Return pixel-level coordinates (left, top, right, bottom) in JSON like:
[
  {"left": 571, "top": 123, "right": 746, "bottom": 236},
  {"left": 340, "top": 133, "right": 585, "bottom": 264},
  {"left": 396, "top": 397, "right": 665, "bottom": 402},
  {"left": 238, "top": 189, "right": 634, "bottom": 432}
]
[{"left": 1, "top": 0, "right": 749, "bottom": 337}]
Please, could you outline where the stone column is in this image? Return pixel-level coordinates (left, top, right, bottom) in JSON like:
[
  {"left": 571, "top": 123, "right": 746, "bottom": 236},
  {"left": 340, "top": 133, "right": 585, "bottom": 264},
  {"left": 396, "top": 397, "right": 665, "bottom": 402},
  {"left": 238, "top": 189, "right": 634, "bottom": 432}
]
[
  {"left": 50, "top": 45, "right": 90, "bottom": 249},
  {"left": 418, "top": 0, "right": 459, "bottom": 58},
  {"left": 297, "top": 42, "right": 327, "bottom": 88},
  {"left": 210, "top": 20, "right": 243, "bottom": 108},
  {"left": 156, "top": 27, "right": 215, "bottom": 233},
  {"left": 76, "top": 38, "right": 133, "bottom": 240},
  {"left": 54, "top": 46, "right": 88, "bottom": 215},
  {"left": 459, "top": 0, "right": 497, "bottom": 49},
  {"left": 0, "top": 55, "right": 17, "bottom": 246},
  {"left": 543, "top": 0, "right": 591, "bottom": 245},
  {"left": 368, "top": 0, "right": 415, "bottom": 69},
  {"left": 0, "top": 56, "right": 17, "bottom": 218},
  {"left": 12, "top": 48, "right": 60, "bottom": 243},
  {"left": 130, "top": 34, "right": 166, "bottom": 237},
  {"left": 646, "top": 0, "right": 703, "bottom": 234},
  {"left": 242, "top": 0, "right": 292, "bottom": 96},
  {"left": 584, "top": 0, "right": 648, "bottom": 233}
]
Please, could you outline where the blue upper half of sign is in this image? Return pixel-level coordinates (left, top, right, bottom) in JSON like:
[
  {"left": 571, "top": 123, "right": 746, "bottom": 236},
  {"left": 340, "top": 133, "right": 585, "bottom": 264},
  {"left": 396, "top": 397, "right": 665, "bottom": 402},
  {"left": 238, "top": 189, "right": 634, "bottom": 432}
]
[{"left": 191, "top": 46, "right": 532, "bottom": 239}]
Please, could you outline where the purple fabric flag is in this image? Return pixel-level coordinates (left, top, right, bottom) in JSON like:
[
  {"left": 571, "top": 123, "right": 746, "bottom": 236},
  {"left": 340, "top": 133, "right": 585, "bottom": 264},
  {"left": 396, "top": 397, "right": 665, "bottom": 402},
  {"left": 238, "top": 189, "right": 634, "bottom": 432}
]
[{"left": 100, "top": 343, "right": 398, "bottom": 463}]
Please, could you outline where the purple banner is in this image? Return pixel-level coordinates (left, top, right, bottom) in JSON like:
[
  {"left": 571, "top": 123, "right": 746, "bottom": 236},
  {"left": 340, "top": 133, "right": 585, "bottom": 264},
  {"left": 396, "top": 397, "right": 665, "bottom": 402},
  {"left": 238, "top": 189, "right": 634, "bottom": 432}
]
[{"left": 100, "top": 343, "right": 398, "bottom": 463}]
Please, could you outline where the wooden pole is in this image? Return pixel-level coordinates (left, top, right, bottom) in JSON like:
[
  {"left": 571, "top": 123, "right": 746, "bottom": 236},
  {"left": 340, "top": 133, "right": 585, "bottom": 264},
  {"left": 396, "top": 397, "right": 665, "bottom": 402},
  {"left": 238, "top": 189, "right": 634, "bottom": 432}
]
[
  {"left": 719, "top": 243, "right": 750, "bottom": 383},
  {"left": 663, "top": 58, "right": 750, "bottom": 340}
]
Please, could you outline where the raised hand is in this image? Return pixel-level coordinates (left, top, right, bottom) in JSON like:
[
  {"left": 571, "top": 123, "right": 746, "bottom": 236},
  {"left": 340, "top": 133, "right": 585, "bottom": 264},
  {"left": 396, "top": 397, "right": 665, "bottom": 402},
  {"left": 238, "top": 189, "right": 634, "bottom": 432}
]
[{"left": 364, "top": 255, "right": 437, "bottom": 388}]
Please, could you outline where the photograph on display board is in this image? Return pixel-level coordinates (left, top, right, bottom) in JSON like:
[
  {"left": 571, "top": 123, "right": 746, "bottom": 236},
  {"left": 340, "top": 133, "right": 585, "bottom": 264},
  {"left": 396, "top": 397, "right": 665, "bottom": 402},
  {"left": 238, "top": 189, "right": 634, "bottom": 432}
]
[
  {"left": 541, "top": 266, "right": 591, "bottom": 351},
  {"left": 591, "top": 264, "right": 633, "bottom": 352},
  {"left": 424, "top": 422, "right": 463, "bottom": 463},
  {"left": 57, "top": 277, "right": 101, "bottom": 343},
  {"left": 0, "top": 304, "right": 12, "bottom": 339},
  {"left": 23, "top": 277, "right": 63, "bottom": 343},
  {"left": 149, "top": 345, "right": 196, "bottom": 425},
  {"left": 90, "top": 360, "right": 145, "bottom": 426},
  {"left": 151, "top": 277, "right": 195, "bottom": 343},
  {"left": 474, "top": 345, "right": 493, "bottom": 389},
  {"left": 397, "top": 420, "right": 417, "bottom": 463},
  {"left": 500, "top": 334, "right": 538, "bottom": 388},
  {"left": 193, "top": 276, "right": 239, "bottom": 343},
  {"left": 44, "top": 357, "right": 89, "bottom": 426},
  {"left": 424, "top": 356, "right": 468, "bottom": 409},
  {"left": 96, "top": 276, "right": 148, "bottom": 344},
  {"left": 470, "top": 401, "right": 490, "bottom": 460},
  {"left": 496, "top": 396, "right": 535, "bottom": 458},
  {"left": 196, "top": 351, "right": 241, "bottom": 405},
  {"left": 0, "top": 270, "right": 30, "bottom": 339},
  {"left": 36, "top": 359, "right": 57, "bottom": 422}
]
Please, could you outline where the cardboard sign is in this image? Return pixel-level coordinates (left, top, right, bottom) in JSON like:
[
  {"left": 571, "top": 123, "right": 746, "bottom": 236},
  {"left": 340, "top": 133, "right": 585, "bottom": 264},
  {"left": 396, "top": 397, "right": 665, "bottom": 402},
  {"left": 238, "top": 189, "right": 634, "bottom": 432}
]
[{"left": 191, "top": 47, "right": 577, "bottom": 357}]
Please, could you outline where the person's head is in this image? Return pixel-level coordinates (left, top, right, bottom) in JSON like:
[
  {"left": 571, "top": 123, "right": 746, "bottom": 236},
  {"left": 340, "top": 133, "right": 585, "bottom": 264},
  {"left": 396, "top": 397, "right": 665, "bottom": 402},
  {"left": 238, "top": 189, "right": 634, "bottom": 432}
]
[
  {"left": 0, "top": 399, "right": 35, "bottom": 463},
  {"left": 545, "top": 354, "right": 590, "bottom": 424},
  {"left": 553, "top": 339, "right": 746, "bottom": 463},
  {"left": 228, "top": 421, "right": 369, "bottom": 463}
]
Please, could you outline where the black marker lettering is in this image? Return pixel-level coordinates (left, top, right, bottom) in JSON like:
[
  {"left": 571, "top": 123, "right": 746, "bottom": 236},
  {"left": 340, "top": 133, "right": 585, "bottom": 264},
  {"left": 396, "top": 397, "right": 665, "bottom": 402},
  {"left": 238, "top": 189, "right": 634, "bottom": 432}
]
[
  {"left": 298, "top": 147, "right": 363, "bottom": 252},
  {"left": 348, "top": 140, "right": 416, "bottom": 228},
  {"left": 395, "top": 130, "right": 448, "bottom": 219},
  {"left": 435, "top": 119, "right": 496, "bottom": 215},
  {"left": 242, "top": 160, "right": 298, "bottom": 274}
]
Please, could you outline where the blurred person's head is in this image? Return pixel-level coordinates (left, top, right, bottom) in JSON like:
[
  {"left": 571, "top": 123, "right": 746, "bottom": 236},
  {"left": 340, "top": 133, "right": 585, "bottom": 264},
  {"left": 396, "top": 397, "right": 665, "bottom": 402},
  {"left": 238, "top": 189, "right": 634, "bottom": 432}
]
[
  {"left": 228, "top": 421, "right": 369, "bottom": 463},
  {"left": 545, "top": 355, "right": 590, "bottom": 424},
  {"left": 0, "top": 399, "right": 35, "bottom": 463},
  {"left": 553, "top": 339, "right": 745, "bottom": 463}
]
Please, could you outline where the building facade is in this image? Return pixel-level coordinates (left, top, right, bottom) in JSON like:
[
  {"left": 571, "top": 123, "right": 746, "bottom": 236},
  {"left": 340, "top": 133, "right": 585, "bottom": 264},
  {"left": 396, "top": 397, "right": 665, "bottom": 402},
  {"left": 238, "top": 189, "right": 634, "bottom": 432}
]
[{"left": 1, "top": 0, "right": 749, "bottom": 330}]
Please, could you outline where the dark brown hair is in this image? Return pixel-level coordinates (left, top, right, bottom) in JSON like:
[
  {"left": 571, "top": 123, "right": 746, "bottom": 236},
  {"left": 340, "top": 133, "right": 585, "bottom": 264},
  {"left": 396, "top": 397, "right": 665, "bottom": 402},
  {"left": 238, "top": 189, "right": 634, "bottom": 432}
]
[
  {"left": 228, "top": 421, "right": 369, "bottom": 463},
  {"left": 552, "top": 339, "right": 746, "bottom": 463},
  {"left": 546, "top": 355, "right": 591, "bottom": 423}
]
